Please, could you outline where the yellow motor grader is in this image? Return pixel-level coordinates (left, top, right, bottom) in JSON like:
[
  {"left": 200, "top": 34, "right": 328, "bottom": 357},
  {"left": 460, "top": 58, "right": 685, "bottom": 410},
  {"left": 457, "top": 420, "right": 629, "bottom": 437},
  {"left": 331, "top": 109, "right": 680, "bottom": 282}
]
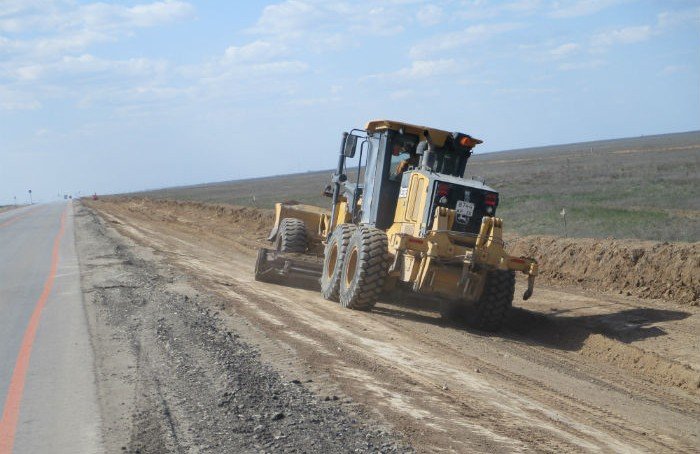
[{"left": 255, "top": 120, "right": 538, "bottom": 331}]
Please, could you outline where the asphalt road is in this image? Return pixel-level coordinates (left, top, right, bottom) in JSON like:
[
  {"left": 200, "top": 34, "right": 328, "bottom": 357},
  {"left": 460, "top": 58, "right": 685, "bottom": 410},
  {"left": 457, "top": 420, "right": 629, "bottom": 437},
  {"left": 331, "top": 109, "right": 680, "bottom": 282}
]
[{"left": 0, "top": 203, "right": 103, "bottom": 454}]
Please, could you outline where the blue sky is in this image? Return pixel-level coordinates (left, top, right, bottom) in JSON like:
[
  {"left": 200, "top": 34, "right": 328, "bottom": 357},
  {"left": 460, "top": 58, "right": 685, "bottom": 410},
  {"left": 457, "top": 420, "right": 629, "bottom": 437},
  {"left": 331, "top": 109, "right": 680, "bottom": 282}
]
[{"left": 0, "top": 0, "right": 698, "bottom": 203}]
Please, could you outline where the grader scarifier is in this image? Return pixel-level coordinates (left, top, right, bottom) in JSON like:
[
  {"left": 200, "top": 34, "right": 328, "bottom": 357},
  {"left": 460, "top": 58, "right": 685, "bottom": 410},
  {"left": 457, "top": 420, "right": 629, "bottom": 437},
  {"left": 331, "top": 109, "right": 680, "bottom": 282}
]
[{"left": 255, "top": 120, "right": 538, "bottom": 331}]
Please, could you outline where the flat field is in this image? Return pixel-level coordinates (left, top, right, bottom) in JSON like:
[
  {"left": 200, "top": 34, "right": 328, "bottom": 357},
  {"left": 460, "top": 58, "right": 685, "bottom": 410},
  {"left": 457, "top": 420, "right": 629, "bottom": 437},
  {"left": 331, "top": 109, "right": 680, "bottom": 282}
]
[{"left": 131, "top": 130, "right": 700, "bottom": 242}]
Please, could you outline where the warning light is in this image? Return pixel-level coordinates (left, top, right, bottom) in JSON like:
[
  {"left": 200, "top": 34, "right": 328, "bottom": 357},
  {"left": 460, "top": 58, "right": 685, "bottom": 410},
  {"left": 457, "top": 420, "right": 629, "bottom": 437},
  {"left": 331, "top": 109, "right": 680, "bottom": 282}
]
[
  {"left": 485, "top": 193, "right": 498, "bottom": 206},
  {"left": 457, "top": 135, "right": 483, "bottom": 147}
]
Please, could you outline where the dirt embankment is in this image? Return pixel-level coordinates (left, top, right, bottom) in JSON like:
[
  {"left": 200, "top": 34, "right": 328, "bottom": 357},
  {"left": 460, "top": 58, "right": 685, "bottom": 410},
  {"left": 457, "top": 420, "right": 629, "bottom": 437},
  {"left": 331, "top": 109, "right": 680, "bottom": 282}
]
[
  {"left": 106, "top": 197, "right": 698, "bottom": 306},
  {"left": 509, "top": 236, "right": 699, "bottom": 306},
  {"left": 111, "top": 196, "right": 274, "bottom": 236}
]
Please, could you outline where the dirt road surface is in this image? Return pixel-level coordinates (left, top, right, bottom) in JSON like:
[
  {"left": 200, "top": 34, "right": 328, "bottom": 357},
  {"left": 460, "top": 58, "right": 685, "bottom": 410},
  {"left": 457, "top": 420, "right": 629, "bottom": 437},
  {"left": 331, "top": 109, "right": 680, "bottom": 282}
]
[
  {"left": 75, "top": 204, "right": 410, "bottom": 453},
  {"left": 84, "top": 198, "right": 699, "bottom": 453}
]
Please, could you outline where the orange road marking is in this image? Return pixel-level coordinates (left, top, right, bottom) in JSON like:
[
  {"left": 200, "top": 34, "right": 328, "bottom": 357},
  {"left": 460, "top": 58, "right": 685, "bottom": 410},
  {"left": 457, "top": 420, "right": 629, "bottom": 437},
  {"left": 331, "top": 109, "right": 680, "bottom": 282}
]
[{"left": 0, "top": 206, "right": 68, "bottom": 454}]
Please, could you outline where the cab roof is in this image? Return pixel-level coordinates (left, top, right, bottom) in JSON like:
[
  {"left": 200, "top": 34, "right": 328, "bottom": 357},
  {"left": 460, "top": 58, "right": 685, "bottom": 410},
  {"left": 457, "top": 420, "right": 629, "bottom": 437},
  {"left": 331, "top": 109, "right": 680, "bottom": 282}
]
[{"left": 364, "top": 119, "right": 482, "bottom": 148}]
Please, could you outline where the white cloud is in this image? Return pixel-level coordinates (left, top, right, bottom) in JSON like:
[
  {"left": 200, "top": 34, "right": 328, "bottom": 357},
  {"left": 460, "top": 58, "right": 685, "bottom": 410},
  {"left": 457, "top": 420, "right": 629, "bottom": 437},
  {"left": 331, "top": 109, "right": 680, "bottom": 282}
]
[
  {"left": 591, "top": 25, "right": 651, "bottom": 48},
  {"left": 367, "top": 59, "right": 459, "bottom": 81},
  {"left": 0, "top": 86, "right": 41, "bottom": 110},
  {"left": 390, "top": 89, "right": 414, "bottom": 100},
  {"left": 661, "top": 65, "right": 687, "bottom": 76},
  {"left": 14, "top": 1, "right": 194, "bottom": 32},
  {"left": 549, "top": 42, "right": 579, "bottom": 58},
  {"left": 557, "top": 59, "right": 605, "bottom": 71},
  {"left": 496, "top": 86, "right": 558, "bottom": 95},
  {"left": 223, "top": 41, "right": 284, "bottom": 64},
  {"left": 410, "top": 23, "right": 521, "bottom": 58},
  {"left": 249, "top": 0, "right": 410, "bottom": 53},
  {"left": 0, "top": 1, "right": 197, "bottom": 113},
  {"left": 399, "top": 59, "right": 458, "bottom": 78},
  {"left": 192, "top": 60, "right": 308, "bottom": 87},
  {"left": 251, "top": 0, "right": 323, "bottom": 37},
  {"left": 0, "top": 1, "right": 194, "bottom": 55},
  {"left": 416, "top": 4, "right": 444, "bottom": 27},
  {"left": 289, "top": 95, "right": 341, "bottom": 107},
  {"left": 501, "top": 0, "right": 543, "bottom": 13},
  {"left": 456, "top": 0, "right": 543, "bottom": 20},
  {"left": 2, "top": 53, "right": 168, "bottom": 82},
  {"left": 14, "top": 64, "right": 43, "bottom": 81},
  {"left": 657, "top": 7, "right": 700, "bottom": 30},
  {"left": 118, "top": 1, "right": 194, "bottom": 28},
  {"left": 246, "top": 61, "right": 308, "bottom": 75},
  {"left": 59, "top": 54, "right": 169, "bottom": 76},
  {"left": 549, "top": 0, "right": 625, "bottom": 18}
]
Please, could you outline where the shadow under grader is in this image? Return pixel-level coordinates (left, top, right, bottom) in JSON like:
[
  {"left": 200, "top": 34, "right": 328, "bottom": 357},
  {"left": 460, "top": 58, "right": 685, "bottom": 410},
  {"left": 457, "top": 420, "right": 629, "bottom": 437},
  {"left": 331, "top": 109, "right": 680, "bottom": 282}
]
[
  {"left": 259, "top": 275, "right": 691, "bottom": 353},
  {"left": 371, "top": 293, "right": 691, "bottom": 352},
  {"left": 503, "top": 306, "right": 691, "bottom": 352}
]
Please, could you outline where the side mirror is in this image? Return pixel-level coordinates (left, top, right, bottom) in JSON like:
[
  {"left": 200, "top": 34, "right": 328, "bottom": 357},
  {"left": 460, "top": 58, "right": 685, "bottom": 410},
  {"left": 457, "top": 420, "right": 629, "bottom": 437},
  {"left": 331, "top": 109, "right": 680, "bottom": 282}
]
[{"left": 343, "top": 134, "right": 357, "bottom": 158}]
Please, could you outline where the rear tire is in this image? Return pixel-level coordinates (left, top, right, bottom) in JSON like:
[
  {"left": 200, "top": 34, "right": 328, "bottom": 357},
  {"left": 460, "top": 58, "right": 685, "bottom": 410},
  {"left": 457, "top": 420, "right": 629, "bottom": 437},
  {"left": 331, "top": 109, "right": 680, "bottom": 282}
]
[
  {"left": 276, "top": 218, "right": 307, "bottom": 253},
  {"left": 339, "top": 227, "right": 390, "bottom": 311},
  {"left": 320, "top": 224, "right": 356, "bottom": 301},
  {"left": 468, "top": 270, "right": 515, "bottom": 332}
]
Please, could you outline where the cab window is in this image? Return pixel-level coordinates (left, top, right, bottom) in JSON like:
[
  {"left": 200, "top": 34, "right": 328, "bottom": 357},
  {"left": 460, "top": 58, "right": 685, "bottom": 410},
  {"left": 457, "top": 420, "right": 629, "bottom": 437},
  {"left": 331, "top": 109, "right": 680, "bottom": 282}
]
[{"left": 389, "top": 150, "right": 413, "bottom": 181}]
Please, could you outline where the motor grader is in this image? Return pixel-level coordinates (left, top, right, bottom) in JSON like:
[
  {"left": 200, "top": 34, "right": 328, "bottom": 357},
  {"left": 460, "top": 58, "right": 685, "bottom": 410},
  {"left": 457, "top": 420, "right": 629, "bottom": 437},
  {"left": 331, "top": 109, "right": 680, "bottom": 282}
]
[{"left": 255, "top": 120, "right": 538, "bottom": 331}]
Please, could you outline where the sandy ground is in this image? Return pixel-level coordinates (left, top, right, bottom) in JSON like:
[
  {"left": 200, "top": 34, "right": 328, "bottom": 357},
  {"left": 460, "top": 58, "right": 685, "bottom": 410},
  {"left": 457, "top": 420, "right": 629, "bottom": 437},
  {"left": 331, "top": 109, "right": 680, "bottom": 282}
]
[{"left": 84, "top": 198, "right": 700, "bottom": 453}]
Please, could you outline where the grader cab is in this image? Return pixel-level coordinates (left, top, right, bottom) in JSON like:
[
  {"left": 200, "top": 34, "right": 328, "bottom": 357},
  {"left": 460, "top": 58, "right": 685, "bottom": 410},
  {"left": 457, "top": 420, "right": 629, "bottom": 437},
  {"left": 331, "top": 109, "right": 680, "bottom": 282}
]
[{"left": 255, "top": 120, "right": 538, "bottom": 331}]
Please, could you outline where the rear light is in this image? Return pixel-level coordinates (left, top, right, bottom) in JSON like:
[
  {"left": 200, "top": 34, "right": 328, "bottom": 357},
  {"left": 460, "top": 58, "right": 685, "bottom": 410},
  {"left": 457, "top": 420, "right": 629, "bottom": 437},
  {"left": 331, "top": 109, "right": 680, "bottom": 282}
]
[
  {"left": 485, "top": 193, "right": 498, "bottom": 206},
  {"left": 437, "top": 183, "right": 450, "bottom": 197}
]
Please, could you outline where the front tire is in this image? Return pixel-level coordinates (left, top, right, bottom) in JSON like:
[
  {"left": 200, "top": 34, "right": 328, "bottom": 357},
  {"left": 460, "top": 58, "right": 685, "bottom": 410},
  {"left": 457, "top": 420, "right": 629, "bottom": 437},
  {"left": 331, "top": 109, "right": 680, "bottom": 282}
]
[
  {"left": 339, "top": 227, "right": 390, "bottom": 311},
  {"left": 320, "top": 224, "right": 356, "bottom": 301},
  {"left": 276, "top": 218, "right": 307, "bottom": 252}
]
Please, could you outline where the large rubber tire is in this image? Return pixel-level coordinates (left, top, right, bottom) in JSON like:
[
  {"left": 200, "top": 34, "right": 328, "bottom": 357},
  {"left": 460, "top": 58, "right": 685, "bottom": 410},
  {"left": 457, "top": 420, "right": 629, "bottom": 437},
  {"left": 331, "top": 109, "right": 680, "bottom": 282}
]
[
  {"left": 468, "top": 270, "right": 515, "bottom": 332},
  {"left": 276, "top": 218, "right": 307, "bottom": 253},
  {"left": 320, "top": 224, "right": 356, "bottom": 301},
  {"left": 339, "top": 227, "right": 390, "bottom": 311}
]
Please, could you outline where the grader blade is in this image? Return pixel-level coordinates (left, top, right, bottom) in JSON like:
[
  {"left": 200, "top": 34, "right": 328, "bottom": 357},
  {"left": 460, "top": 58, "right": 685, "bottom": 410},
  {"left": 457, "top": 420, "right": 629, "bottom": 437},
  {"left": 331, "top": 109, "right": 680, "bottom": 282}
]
[{"left": 254, "top": 248, "right": 323, "bottom": 287}]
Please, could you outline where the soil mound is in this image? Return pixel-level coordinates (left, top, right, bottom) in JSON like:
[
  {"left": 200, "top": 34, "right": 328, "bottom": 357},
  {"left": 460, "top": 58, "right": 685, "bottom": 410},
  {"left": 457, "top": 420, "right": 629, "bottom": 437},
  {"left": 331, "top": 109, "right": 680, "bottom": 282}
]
[
  {"left": 112, "top": 196, "right": 274, "bottom": 238},
  {"left": 508, "top": 236, "right": 699, "bottom": 306}
]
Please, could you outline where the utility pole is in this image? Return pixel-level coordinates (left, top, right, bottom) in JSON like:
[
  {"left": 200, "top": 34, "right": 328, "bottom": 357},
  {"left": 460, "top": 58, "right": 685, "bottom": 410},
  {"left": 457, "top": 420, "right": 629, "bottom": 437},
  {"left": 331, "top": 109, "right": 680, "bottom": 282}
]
[{"left": 28, "top": 189, "right": 33, "bottom": 205}]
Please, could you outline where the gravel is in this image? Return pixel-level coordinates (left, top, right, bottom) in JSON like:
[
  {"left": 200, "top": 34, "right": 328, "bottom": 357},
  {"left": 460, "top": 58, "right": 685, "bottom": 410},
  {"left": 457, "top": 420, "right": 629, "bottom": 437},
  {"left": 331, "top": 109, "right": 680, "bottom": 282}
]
[{"left": 75, "top": 203, "right": 412, "bottom": 453}]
